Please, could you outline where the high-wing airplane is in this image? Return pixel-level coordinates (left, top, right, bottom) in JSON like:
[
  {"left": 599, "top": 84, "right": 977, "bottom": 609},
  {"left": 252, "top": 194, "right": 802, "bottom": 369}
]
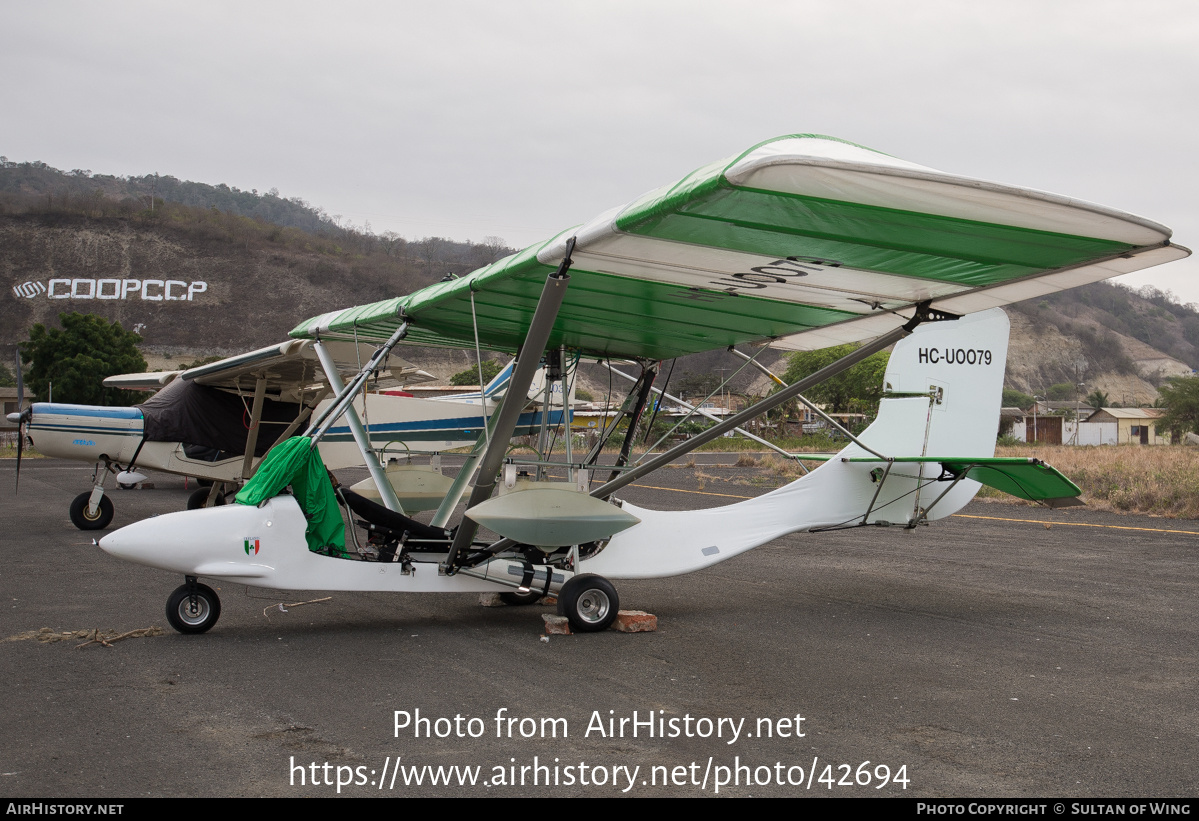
[
  {"left": 11, "top": 339, "right": 570, "bottom": 529},
  {"left": 95, "top": 134, "right": 1189, "bottom": 635},
  {"left": 9, "top": 339, "right": 428, "bottom": 527}
]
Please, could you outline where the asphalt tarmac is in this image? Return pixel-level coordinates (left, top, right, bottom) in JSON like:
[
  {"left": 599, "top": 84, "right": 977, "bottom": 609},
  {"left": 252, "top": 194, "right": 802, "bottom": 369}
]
[{"left": 2, "top": 456, "right": 1197, "bottom": 798}]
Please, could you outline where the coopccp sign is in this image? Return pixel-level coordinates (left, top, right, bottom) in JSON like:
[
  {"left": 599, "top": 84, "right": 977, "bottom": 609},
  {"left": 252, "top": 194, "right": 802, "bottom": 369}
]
[{"left": 11, "top": 278, "right": 208, "bottom": 301}]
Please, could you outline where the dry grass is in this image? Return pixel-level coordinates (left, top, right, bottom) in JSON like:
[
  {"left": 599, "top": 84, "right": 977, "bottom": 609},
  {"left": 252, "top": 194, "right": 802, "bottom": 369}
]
[
  {"left": 753, "top": 444, "right": 1199, "bottom": 519},
  {"left": 759, "top": 454, "right": 812, "bottom": 480},
  {"left": 987, "top": 444, "right": 1199, "bottom": 518}
]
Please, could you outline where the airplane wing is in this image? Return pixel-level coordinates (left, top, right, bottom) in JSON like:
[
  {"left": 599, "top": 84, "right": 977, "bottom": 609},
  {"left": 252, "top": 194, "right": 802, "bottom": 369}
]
[
  {"left": 288, "top": 134, "right": 1189, "bottom": 359},
  {"left": 103, "top": 340, "right": 436, "bottom": 403},
  {"left": 102, "top": 371, "right": 182, "bottom": 392}
]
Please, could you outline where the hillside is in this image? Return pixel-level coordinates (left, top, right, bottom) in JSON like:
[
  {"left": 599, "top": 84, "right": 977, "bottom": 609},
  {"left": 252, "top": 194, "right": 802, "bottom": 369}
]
[
  {"left": 0, "top": 159, "right": 512, "bottom": 375},
  {"left": 2, "top": 159, "right": 1193, "bottom": 403},
  {"left": 1004, "top": 282, "right": 1196, "bottom": 405}
]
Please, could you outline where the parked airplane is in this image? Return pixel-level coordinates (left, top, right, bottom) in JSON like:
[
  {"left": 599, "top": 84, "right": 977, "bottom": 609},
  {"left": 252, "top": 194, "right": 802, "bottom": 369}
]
[
  {"left": 10, "top": 340, "right": 569, "bottom": 529},
  {"left": 93, "top": 134, "right": 1187, "bottom": 634}
]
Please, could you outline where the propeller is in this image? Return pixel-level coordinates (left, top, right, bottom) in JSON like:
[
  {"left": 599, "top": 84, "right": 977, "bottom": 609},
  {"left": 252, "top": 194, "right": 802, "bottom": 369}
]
[{"left": 9, "top": 351, "right": 30, "bottom": 492}]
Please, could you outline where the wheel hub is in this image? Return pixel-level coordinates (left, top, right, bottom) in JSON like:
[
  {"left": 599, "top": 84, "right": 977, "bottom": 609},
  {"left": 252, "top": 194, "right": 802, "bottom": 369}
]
[
  {"left": 577, "top": 591, "right": 610, "bottom": 623},
  {"left": 179, "top": 597, "right": 210, "bottom": 625}
]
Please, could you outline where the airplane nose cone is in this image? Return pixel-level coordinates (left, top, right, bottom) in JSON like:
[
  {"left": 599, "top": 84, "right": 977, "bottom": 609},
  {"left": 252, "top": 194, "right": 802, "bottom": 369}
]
[
  {"left": 6, "top": 412, "right": 21, "bottom": 424},
  {"left": 98, "top": 529, "right": 143, "bottom": 562}
]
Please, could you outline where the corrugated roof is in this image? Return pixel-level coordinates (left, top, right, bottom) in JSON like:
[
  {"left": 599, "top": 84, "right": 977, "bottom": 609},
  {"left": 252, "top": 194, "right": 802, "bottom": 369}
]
[{"left": 1092, "top": 407, "right": 1165, "bottom": 419}]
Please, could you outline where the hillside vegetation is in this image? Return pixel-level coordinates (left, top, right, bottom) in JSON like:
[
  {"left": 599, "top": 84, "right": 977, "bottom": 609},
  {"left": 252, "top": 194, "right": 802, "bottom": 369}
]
[{"left": 0, "top": 158, "right": 513, "bottom": 361}]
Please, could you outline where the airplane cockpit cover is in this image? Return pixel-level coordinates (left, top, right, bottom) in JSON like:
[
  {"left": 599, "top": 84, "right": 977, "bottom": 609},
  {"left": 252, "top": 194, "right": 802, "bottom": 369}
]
[{"left": 136, "top": 378, "right": 303, "bottom": 457}]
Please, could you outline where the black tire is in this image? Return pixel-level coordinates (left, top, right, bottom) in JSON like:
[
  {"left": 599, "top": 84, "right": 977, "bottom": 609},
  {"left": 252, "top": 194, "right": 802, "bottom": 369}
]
[
  {"left": 69, "top": 492, "right": 114, "bottom": 530},
  {"left": 118, "top": 482, "right": 136, "bottom": 490},
  {"left": 556, "top": 574, "right": 619, "bottom": 633},
  {"left": 500, "top": 589, "right": 544, "bottom": 606},
  {"left": 165, "top": 583, "right": 221, "bottom": 634},
  {"left": 186, "top": 487, "right": 226, "bottom": 510}
]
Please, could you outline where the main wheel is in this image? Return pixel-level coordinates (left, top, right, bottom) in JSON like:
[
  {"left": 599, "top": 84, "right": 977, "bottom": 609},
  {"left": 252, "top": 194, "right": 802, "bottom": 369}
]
[
  {"left": 500, "top": 589, "right": 544, "bottom": 606},
  {"left": 186, "top": 487, "right": 226, "bottom": 510},
  {"left": 69, "top": 492, "right": 114, "bottom": 530},
  {"left": 556, "top": 574, "right": 619, "bottom": 632},
  {"left": 166, "top": 583, "right": 221, "bottom": 634}
]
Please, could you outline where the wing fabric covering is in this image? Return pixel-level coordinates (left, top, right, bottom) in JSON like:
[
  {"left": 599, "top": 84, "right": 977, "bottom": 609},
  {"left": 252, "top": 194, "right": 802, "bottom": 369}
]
[
  {"left": 234, "top": 436, "right": 345, "bottom": 554},
  {"left": 290, "top": 134, "right": 1186, "bottom": 360},
  {"left": 137, "top": 378, "right": 303, "bottom": 456}
]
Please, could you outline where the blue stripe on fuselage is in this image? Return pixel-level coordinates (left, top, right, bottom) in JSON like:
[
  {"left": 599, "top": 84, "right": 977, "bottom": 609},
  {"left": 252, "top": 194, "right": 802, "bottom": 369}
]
[
  {"left": 326, "top": 409, "right": 567, "bottom": 437},
  {"left": 32, "top": 403, "right": 144, "bottom": 419}
]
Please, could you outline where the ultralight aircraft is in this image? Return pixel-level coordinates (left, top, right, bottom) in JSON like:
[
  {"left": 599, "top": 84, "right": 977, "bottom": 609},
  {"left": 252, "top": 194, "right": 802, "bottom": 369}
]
[{"left": 93, "top": 135, "right": 1189, "bottom": 634}]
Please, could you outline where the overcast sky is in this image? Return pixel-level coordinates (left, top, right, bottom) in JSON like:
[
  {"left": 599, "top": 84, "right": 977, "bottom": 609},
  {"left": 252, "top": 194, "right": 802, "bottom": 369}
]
[{"left": 4, "top": 1, "right": 1197, "bottom": 300}]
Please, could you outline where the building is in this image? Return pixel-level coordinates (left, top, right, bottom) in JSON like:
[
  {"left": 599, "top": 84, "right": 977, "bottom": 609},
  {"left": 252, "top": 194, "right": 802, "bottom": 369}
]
[
  {"left": 1, "top": 387, "right": 31, "bottom": 431},
  {"left": 1085, "top": 408, "right": 1170, "bottom": 445}
]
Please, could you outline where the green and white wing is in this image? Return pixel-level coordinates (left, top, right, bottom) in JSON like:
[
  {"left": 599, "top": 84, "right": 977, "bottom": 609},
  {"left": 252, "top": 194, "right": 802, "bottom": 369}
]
[{"left": 291, "top": 135, "right": 1188, "bottom": 360}]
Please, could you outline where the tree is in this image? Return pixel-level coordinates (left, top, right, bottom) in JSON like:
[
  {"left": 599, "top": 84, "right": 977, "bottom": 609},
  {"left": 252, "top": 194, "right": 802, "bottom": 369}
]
[
  {"left": 19, "top": 313, "right": 147, "bottom": 405},
  {"left": 450, "top": 358, "right": 503, "bottom": 386},
  {"left": 673, "top": 371, "right": 721, "bottom": 400},
  {"left": 778, "top": 344, "right": 890, "bottom": 415},
  {"left": 1047, "top": 382, "right": 1078, "bottom": 401},
  {"left": 1002, "top": 388, "right": 1035, "bottom": 409},
  {"left": 1156, "top": 376, "right": 1199, "bottom": 438},
  {"left": 1085, "top": 389, "right": 1110, "bottom": 410}
]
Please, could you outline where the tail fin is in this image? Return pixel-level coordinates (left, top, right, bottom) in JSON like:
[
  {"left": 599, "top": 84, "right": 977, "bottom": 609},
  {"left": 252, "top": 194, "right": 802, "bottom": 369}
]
[
  {"left": 586, "top": 309, "right": 1012, "bottom": 579},
  {"left": 815, "top": 307, "right": 1010, "bottom": 526},
  {"left": 864, "top": 306, "right": 1008, "bottom": 461},
  {"left": 482, "top": 361, "right": 516, "bottom": 400}
]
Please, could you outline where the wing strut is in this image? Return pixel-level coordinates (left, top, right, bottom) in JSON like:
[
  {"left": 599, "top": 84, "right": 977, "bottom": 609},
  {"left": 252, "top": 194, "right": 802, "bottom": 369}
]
[
  {"left": 308, "top": 322, "right": 411, "bottom": 513},
  {"left": 239, "top": 377, "right": 268, "bottom": 480},
  {"left": 601, "top": 362, "right": 799, "bottom": 464},
  {"left": 444, "top": 238, "right": 576, "bottom": 571},
  {"left": 605, "top": 363, "right": 658, "bottom": 483},
  {"left": 466, "top": 303, "right": 955, "bottom": 565},
  {"left": 589, "top": 302, "right": 950, "bottom": 501},
  {"left": 726, "top": 345, "right": 887, "bottom": 460}
]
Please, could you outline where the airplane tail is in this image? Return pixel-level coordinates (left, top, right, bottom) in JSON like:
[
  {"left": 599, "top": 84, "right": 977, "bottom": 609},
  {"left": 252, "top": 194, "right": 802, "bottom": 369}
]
[
  {"left": 583, "top": 308, "right": 1012, "bottom": 579},
  {"left": 863, "top": 307, "right": 1008, "bottom": 463},
  {"left": 483, "top": 361, "right": 516, "bottom": 401}
]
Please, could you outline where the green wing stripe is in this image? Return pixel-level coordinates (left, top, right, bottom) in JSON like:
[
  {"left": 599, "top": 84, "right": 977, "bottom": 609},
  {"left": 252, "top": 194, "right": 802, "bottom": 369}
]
[{"left": 619, "top": 183, "right": 1133, "bottom": 285}]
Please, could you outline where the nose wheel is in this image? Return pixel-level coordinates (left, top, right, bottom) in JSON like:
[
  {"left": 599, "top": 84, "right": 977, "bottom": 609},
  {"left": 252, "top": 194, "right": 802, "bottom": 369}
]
[{"left": 166, "top": 580, "right": 221, "bottom": 634}]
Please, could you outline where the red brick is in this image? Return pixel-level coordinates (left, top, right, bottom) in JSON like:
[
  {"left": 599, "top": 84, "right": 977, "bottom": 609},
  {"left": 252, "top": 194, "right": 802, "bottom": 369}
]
[
  {"left": 542, "top": 614, "right": 572, "bottom": 635},
  {"left": 613, "top": 610, "right": 658, "bottom": 633}
]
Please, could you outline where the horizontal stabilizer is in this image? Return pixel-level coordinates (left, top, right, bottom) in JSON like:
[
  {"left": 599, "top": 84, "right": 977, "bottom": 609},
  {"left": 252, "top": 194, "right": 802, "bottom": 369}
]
[{"left": 842, "top": 456, "right": 1082, "bottom": 506}]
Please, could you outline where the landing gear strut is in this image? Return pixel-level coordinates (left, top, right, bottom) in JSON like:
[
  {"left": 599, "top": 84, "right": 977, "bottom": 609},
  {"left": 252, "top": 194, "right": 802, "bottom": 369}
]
[
  {"left": 165, "top": 577, "right": 221, "bottom": 634},
  {"left": 70, "top": 491, "right": 114, "bottom": 530}
]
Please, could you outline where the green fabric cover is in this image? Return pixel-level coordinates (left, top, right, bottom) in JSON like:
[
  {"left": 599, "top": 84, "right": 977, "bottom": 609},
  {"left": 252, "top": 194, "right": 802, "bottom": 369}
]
[
  {"left": 234, "top": 436, "right": 346, "bottom": 554},
  {"left": 842, "top": 456, "right": 1081, "bottom": 503}
]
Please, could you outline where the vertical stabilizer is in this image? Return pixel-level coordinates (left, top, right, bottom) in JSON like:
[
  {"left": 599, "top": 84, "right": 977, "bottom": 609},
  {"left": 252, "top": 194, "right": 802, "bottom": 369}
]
[{"left": 584, "top": 308, "right": 1012, "bottom": 579}]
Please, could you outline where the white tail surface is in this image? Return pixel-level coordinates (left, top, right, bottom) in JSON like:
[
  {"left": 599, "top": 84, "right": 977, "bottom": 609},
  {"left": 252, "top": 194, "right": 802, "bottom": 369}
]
[{"left": 583, "top": 308, "right": 1010, "bottom": 579}]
